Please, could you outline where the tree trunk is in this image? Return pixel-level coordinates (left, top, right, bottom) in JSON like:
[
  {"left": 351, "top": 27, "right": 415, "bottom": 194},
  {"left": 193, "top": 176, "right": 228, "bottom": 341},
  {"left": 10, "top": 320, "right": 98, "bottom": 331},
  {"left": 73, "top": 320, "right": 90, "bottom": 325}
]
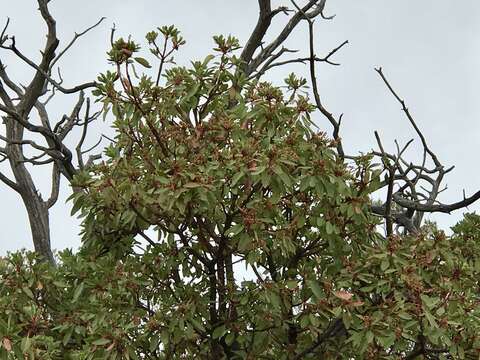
[
  {"left": 22, "top": 190, "right": 55, "bottom": 264},
  {"left": 6, "top": 120, "right": 55, "bottom": 265}
]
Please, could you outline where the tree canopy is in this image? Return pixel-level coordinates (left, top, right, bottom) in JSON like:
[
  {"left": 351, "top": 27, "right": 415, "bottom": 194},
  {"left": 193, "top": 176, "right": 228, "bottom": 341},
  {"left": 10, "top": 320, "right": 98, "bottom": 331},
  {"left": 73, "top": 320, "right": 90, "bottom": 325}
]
[{"left": 1, "top": 1, "right": 480, "bottom": 359}]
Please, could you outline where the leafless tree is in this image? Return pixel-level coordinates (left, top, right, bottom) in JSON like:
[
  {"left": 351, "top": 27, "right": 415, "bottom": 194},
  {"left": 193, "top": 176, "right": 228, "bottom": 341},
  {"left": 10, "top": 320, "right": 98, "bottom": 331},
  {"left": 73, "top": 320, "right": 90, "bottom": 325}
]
[{"left": 0, "top": 0, "right": 104, "bottom": 264}]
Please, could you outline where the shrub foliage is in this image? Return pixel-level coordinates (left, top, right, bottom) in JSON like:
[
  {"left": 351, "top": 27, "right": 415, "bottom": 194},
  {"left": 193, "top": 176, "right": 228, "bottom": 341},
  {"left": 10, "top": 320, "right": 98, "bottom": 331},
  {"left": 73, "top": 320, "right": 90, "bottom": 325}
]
[{"left": 0, "top": 28, "right": 479, "bottom": 359}]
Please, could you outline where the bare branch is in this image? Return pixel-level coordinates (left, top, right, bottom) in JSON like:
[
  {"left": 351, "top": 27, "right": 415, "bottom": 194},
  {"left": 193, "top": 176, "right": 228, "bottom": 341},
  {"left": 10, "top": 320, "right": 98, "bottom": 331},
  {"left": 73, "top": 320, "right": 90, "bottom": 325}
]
[
  {"left": 370, "top": 204, "right": 417, "bottom": 234},
  {"left": 0, "top": 171, "right": 20, "bottom": 192},
  {"left": 0, "top": 79, "right": 14, "bottom": 108},
  {"left": 19, "top": 152, "right": 54, "bottom": 165},
  {"left": 2, "top": 106, "right": 78, "bottom": 179},
  {"left": 0, "top": 18, "right": 9, "bottom": 45},
  {"left": 1, "top": 42, "right": 97, "bottom": 94},
  {"left": 252, "top": 40, "right": 348, "bottom": 79},
  {"left": 85, "top": 154, "right": 102, "bottom": 168},
  {"left": 81, "top": 137, "right": 103, "bottom": 155},
  {"left": 13, "top": 0, "right": 59, "bottom": 116},
  {"left": 110, "top": 23, "right": 116, "bottom": 47},
  {"left": 76, "top": 97, "right": 90, "bottom": 169},
  {"left": 244, "top": 0, "right": 326, "bottom": 75},
  {"left": 375, "top": 131, "right": 395, "bottom": 236},
  {"left": 371, "top": 67, "right": 480, "bottom": 223},
  {"left": 58, "top": 91, "right": 85, "bottom": 140},
  {"left": 319, "top": 0, "right": 335, "bottom": 20},
  {"left": 0, "top": 62, "right": 23, "bottom": 98},
  {"left": 249, "top": 47, "right": 298, "bottom": 80},
  {"left": 50, "top": 17, "right": 106, "bottom": 69},
  {"left": 0, "top": 102, "right": 18, "bottom": 118},
  {"left": 393, "top": 190, "right": 480, "bottom": 214},
  {"left": 0, "top": 134, "right": 62, "bottom": 158},
  {"left": 375, "top": 67, "right": 441, "bottom": 168},
  {"left": 46, "top": 163, "right": 60, "bottom": 208},
  {"left": 240, "top": 0, "right": 273, "bottom": 69},
  {"left": 291, "top": 0, "right": 344, "bottom": 158}
]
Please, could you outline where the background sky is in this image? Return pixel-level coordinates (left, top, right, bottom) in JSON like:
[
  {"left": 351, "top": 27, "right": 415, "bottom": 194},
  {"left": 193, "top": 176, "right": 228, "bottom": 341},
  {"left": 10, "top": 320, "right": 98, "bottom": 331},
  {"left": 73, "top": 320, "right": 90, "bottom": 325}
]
[{"left": 1, "top": 1, "right": 479, "bottom": 255}]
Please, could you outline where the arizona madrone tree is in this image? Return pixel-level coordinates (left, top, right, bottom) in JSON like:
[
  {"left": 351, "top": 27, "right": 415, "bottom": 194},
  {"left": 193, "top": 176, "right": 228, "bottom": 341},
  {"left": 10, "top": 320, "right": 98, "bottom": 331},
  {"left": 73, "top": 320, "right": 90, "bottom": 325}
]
[
  {"left": 67, "top": 1, "right": 479, "bottom": 358},
  {"left": 0, "top": 0, "right": 479, "bottom": 358},
  {"left": 2, "top": 0, "right": 478, "bottom": 266},
  {"left": 0, "top": 0, "right": 355, "bottom": 265}
]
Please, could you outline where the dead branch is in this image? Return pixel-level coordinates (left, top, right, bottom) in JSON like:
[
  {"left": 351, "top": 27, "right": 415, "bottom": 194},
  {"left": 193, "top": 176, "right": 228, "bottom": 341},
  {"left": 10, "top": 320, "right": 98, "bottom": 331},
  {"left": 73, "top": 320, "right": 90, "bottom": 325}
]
[
  {"left": 368, "top": 67, "right": 480, "bottom": 232},
  {"left": 291, "top": 0, "right": 344, "bottom": 158}
]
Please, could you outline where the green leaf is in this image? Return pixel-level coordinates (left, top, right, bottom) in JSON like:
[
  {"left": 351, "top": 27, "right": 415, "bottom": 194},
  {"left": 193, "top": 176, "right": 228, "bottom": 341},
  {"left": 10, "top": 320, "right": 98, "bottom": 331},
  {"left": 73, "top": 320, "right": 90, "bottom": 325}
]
[
  {"left": 307, "top": 279, "right": 323, "bottom": 300},
  {"left": 424, "top": 309, "right": 438, "bottom": 328},
  {"left": 202, "top": 54, "right": 215, "bottom": 66},
  {"left": 231, "top": 171, "right": 244, "bottom": 187},
  {"left": 212, "top": 325, "right": 226, "bottom": 339},
  {"left": 92, "top": 338, "right": 111, "bottom": 346},
  {"left": 183, "top": 182, "right": 203, "bottom": 188},
  {"left": 398, "top": 312, "right": 412, "bottom": 320},
  {"left": 365, "top": 330, "right": 374, "bottom": 345},
  {"left": 273, "top": 165, "right": 292, "bottom": 187},
  {"left": 376, "top": 334, "right": 395, "bottom": 348},
  {"left": 380, "top": 258, "right": 389, "bottom": 271},
  {"left": 286, "top": 280, "right": 297, "bottom": 289},
  {"left": 227, "top": 223, "right": 244, "bottom": 237},
  {"left": 63, "top": 327, "right": 74, "bottom": 346},
  {"left": 73, "top": 282, "right": 85, "bottom": 303},
  {"left": 70, "top": 196, "right": 84, "bottom": 216},
  {"left": 225, "top": 333, "right": 235, "bottom": 346},
  {"left": 182, "top": 83, "right": 200, "bottom": 104},
  {"left": 421, "top": 294, "right": 439, "bottom": 309},
  {"left": 325, "top": 222, "right": 334, "bottom": 235},
  {"left": 238, "top": 234, "right": 251, "bottom": 251},
  {"left": 22, "top": 286, "right": 34, "bottom": 299},
  {"left": 268, "top": 291, "right": 282, "bottom": 309},
  {"left": 190, "top": 318, "right": 206, "bottom": 332},
  {"left": 20, "top": 337, "right": 31, "bottom": 352},
  {"left": 134, "top": 57, "right": 152, "bottom": 68},
  {"left": 149, "top": 334, "right": 160, "bottom": 352},
  {"left": 250, "top": 165, "right": 266, "bottom": 176}
]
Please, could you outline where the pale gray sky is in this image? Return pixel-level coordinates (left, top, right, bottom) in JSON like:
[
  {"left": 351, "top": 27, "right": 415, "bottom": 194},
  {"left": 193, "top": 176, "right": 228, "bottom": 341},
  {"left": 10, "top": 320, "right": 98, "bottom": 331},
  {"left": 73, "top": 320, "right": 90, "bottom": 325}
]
[{"left": 1, "top": 1, "right": 479, "bottom": 255}]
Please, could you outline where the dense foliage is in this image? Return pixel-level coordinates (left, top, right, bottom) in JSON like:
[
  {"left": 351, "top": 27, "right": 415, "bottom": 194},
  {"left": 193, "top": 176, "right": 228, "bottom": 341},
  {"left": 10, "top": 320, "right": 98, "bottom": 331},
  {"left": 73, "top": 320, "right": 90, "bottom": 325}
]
[{"left": 0, "top": 27, "right": 479, "bottom": 359}]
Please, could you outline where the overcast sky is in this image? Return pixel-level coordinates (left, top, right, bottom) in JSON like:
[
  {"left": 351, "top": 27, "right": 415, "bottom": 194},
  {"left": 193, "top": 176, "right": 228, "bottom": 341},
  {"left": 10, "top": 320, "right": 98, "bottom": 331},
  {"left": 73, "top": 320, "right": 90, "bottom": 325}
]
[{"left": 1, "top": 1, "right": 479, "bottom": 255}]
